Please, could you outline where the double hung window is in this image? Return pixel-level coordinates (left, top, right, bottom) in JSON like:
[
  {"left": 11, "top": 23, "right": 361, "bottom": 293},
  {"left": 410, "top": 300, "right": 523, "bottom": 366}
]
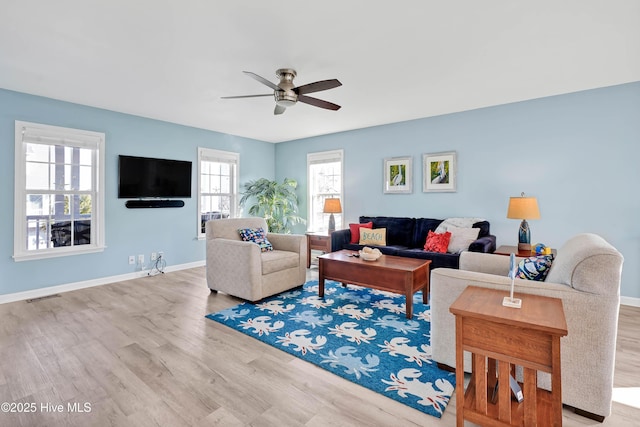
[
  {"left": 198, "top": 147, "right": 239, "bottom": 237},
  {"left": 14, "top": 121, "right": 105, "bottom": 261},
  {"left": 307, "top": 149, "right": 344, "bottom": 232}
]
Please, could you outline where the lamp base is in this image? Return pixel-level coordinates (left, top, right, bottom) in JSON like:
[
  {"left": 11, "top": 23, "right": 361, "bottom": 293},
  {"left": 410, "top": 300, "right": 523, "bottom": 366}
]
[
  {"left": 517, "top": 242, "right": 531, "bottom": 251},
  {"left": 328, "top": 213, "right": 336, "bottom": 234},
  {"left": 517, "top": 219, "right": 531, "bottom": 252}
]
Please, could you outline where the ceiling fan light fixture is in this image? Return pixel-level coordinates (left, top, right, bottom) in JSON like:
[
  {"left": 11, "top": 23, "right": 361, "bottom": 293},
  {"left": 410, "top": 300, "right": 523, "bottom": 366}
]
[
  {"left": 276, "top": 99, "right": 296, "bottom": 107},
  {"left": 275, "top": 91, "right": 297, "bottom": 107}
]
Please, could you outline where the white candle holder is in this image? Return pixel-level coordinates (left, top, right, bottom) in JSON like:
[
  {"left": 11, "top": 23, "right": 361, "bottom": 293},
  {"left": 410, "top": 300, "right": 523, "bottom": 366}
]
[{"left": 502, "top": 253, "right": 522, "bottom": 308}]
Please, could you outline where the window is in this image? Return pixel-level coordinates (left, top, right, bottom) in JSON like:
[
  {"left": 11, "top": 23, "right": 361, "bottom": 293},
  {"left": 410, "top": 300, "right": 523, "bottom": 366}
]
[
  {"left": 14, "top": 121, "right": 105, "bottom": 261},
  {"left": 198, "top": 147, "right": 239, "bottom": 237},
  {"left": 307, "top": 149, "right": 344, "bottom": 232}
]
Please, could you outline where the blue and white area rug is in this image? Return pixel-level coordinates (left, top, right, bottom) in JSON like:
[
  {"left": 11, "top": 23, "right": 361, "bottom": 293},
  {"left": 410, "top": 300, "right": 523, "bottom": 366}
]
[{"left": 205, "top": 280, "right": 455, "bottom": 418}]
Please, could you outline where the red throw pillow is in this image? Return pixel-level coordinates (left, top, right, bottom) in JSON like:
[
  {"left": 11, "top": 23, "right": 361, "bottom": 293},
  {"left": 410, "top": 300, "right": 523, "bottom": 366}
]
[
  {"left": 424, "top": 230, "right": 451, "bottom": 253},
  {"left": 349, "top": 222, "right": 373, "bottom": 244}
]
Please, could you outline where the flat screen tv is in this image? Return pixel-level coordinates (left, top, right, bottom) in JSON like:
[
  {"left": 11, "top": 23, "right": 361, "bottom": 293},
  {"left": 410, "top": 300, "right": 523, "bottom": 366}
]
[{"left": 118, "top": 155, "right": 192, "bottom": 198}]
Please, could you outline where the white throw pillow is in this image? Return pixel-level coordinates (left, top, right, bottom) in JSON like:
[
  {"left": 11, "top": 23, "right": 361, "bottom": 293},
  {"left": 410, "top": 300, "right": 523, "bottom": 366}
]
[
  {"left": 446, "top": 226, "right": 480, "bottom": 253},
  {"left": 435, "top": 217, "right": 486, "bottom": 233}
]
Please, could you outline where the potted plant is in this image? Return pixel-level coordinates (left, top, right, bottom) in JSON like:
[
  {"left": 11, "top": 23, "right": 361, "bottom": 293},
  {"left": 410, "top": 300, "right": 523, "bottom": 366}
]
[{"left": 239, "top": 177, "right": 305, "bottom": 234}]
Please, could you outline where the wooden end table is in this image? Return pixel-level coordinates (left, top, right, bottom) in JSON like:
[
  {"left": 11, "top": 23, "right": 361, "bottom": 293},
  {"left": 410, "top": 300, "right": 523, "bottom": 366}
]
[
  {"left": 306, "top": 232, "right": 332, "bottom": 268},
  {"left": 450, "top": 286, "right": 567, "bottom": 427},
  {"left": 494, "top": 245, "right": 557, "bottom": 258},
  {"left": 318, "top": 250, "right": 431, "bottom": 319}
]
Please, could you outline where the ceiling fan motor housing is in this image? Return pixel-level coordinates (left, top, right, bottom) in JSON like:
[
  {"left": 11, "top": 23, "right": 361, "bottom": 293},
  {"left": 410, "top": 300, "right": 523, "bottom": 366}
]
[{"left": 275, "top": 68, "right": 298, "bottom": 107}]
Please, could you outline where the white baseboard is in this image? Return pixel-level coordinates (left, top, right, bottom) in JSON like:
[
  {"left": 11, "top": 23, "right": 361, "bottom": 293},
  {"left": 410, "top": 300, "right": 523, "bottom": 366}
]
[
  {"left": 621, "top": 296, "right": 640, "bottom": 308},
  {"left": 0, "top": 260, "right": 206, "bottom": 305}
]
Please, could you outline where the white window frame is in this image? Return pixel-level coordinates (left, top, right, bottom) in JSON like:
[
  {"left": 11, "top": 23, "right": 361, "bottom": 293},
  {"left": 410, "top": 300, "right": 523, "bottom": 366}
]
[
  {"left": 197, "top": 147, "right": 239, "bottom": 238},
  {"left": 307, "top": 149, "right": 344, "bottom": 233},
  {"left": 14, "top": 121, "right": 106, "bottom": 261}
]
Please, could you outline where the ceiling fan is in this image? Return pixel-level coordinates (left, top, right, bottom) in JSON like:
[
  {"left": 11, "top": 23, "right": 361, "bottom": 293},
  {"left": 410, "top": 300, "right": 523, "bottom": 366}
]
[{"left": 221, "top": 68, "right": 342, "bottom": 115}]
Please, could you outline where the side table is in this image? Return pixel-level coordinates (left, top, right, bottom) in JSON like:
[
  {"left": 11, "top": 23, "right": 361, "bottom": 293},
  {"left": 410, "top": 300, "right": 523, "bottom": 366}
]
[
  {"left": 306, "top": 232, "right": 332, "bottom": 268},
  {"left": 494, "top": 245, "right": 557, "bottom": 258},
  {"left": 450, "top": 286, "right": 567, "bottom": 426}
]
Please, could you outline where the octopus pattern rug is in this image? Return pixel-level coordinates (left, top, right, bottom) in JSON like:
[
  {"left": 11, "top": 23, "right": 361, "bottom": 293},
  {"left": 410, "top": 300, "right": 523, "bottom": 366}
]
[{"left": 205, "top": 280, "right": 455, "bottom": 418}]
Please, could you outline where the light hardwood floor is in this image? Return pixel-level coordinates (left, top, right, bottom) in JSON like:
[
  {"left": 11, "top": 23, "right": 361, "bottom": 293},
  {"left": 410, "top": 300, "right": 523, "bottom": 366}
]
[{"left": 0, "top": 266, "right": 638, "bottom": 426}]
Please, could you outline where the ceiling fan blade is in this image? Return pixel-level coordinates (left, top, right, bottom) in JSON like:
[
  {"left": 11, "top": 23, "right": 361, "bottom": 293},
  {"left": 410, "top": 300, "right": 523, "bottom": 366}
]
[
  {"left": 298, "top": 95, "right": 341, "bottom": 111},
  {"left": 294, "top": 79, "right": 342, "bottom": 95},
  {"left": 221, "top": 94, "right": 272, "bottom": 99},
  {"left": 274, "top": 104, "right": 286, "bottom": 115},
  {"left": 243, "top": 71, "right": 279, "bottom": 91}
]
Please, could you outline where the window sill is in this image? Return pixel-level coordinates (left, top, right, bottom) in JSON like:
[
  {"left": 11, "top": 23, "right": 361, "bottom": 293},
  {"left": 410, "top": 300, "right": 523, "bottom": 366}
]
[{"left": 13, "top": 245, "right": 105, "bottom": 262}]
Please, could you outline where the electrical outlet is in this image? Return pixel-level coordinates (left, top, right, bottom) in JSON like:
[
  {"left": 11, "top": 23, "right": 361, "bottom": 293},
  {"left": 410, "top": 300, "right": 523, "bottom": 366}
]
[
  {"left": 151, "top": 252, "right": 157, "bottom": 261},
  {"left": 158, "top": 251, "right": 164, "bottom": 259},
  {"left": 138, "top": 254, "right": 144, "bottom": 265},
  {"left": 128, "top": 255, "right": 135, "bottom": 265}
]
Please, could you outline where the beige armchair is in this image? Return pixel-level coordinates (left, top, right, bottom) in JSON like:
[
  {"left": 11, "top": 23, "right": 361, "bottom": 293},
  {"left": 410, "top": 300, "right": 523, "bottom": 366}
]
[
  {"left": 206, "top": 217, "right": 307, "bottom": 301},
  {"left": 430, "top": 233, "right": 623, "bottom": 420}
]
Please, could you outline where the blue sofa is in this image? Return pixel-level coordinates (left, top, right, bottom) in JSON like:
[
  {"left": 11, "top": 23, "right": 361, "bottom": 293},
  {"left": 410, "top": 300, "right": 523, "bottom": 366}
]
[{"left": 331, "top": 216, "right": 496, "bottom": 270}]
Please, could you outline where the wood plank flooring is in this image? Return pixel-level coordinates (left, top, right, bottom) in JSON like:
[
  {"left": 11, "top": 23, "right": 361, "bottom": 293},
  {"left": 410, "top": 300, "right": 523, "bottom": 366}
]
[{"left": 0, "top": 266, "right": 638, "bottom": 426}]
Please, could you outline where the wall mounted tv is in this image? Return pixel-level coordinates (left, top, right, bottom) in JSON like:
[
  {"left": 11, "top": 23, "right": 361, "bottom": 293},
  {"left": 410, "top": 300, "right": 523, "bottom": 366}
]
[{"left": 118, "top": 155, "right": 192, "bottom": 199}]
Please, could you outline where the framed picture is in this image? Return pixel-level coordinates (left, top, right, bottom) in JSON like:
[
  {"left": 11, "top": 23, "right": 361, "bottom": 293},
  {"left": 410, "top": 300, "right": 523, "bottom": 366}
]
[
  {"left": 423, "top": 151, "right": 457, "bottom": 192},
  {"left": 383, "top": 156, "right": 413, "bottom": 194}
]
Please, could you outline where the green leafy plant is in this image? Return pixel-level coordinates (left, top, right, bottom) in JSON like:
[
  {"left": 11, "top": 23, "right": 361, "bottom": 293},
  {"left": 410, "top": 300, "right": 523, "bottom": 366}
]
[{"left": 239, "top": 178, "right": 305, "bottom": 234}]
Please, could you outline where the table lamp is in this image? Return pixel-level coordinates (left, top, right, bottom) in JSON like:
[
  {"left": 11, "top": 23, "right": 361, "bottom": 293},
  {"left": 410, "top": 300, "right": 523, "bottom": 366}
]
[
  {"left": 323, "top": 198, "right": 342, "bottom": 233},
  {"left": 507, "top": 192, "right": 540, "bottom": 251}
]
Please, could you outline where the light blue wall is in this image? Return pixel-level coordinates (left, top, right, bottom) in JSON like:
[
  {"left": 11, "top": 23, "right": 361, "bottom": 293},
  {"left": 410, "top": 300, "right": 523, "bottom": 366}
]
[
  {"left": 3, "top": 83, "right": 639, "bottom": 299},
  {"left": 275, "top": 82, "right": 640, "bottom": 299},
  {"left": 0, "top": 89, "right": 274, "bottom": 295}
]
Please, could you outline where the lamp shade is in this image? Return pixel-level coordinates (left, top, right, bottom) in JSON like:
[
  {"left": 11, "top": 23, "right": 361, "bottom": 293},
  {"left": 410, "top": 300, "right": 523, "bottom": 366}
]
[
  {"left": 323, "top": 198, "right": 342, "bottom": 214},
  {"left": 507, "top": 196, "right": 540, "bottom": 220}
]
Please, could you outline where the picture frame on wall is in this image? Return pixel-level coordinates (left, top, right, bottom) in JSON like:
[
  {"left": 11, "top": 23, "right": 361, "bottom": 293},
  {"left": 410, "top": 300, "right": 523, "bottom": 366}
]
[
  {"left": 383, "top": 156, "right": 413, "bottom": 194},
  {"left": 423, "top": 151, "right": 457, "bottom": 192}
]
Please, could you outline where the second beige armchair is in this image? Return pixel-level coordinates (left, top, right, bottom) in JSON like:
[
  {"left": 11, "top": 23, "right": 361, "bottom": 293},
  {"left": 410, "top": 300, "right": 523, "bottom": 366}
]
[
  {"left": 206, "top": 217, "right": 307, "bottom": 301},
  {"left": 430, "top": 233, "right": 623, "bottom": 420}
]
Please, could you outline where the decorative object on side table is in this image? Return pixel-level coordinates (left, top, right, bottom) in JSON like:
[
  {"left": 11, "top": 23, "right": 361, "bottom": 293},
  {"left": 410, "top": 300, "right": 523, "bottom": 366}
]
[
  {"left": 423, "top": 151, "right": 457, "bottom": 192},
  {"left": 383, "top": 156, "right": 413, "bottom": 193},
  {"left": 323, "top": 198, "right": 342, "bottom": 233},
  {"left": 533, "top": 242, "right": 552, "bottom": 255},
  {"left": 502, "top": 253, "right": 522, "bottom": 308},
  {"left": 506, "top": 192, "right": 540, "bottom": 251}
]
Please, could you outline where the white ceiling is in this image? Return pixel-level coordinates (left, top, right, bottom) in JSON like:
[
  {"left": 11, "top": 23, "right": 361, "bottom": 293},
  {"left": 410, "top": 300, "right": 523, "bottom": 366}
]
[{"left": 1, "top": 1, "right": 639, "bottom": 143}]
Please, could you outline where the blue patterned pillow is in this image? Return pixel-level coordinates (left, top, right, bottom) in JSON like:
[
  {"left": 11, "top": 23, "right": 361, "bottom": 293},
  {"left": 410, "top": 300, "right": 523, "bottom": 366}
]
[
  {"left": 238, "top": 227, "right": 273, "bottom": 252},
  {"left": 516, "top": 255, "right": 554, "bottom": 281}
]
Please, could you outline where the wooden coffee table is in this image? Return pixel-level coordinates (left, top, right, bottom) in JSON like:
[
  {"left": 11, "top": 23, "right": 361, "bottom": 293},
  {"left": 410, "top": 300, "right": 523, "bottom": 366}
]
[{"left": 318, "top": 250, "right": 431, "bottom": 318}]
